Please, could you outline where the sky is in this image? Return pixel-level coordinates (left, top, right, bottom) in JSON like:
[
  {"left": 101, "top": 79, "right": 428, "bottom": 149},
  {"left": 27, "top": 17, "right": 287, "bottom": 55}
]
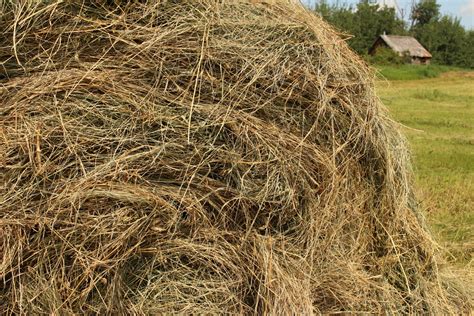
[{"left": 303, "top": 0, "right": 474, "bottom": 29}]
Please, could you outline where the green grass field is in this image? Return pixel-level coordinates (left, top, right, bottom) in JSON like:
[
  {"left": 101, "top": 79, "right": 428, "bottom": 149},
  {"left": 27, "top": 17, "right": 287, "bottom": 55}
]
[
  {"left": 377, "top": 71, "right": 473, "bottom": 266},
  {"left": 376, "top": 64, "right": 465, "bottom": 81}
]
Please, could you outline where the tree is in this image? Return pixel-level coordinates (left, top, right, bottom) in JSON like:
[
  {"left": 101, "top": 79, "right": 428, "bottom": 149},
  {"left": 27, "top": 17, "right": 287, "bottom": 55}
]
[
  {"left": 314, "top": 0, "right": 406, "bottom": 55},
  {"left": 460, "top": 31, "right": 474, "bottom": 68},
  {"left": 433, "top": 16, "right": 465, "bottom": 66},
  {"left": 411, "top": 0, "right": 440, "bottom": 27},
  {"left": 311, "top": 0, "right": 473, "bottom": 68},
  {"left": 413, "top": 13, "right": 468, "bottom": 67},
  {"left": 314, "top": 0, "right": 332, "bottom": 20}
]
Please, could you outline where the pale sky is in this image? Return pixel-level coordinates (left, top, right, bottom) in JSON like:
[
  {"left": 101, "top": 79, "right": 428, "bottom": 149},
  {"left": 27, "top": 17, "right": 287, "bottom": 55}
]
[{"left": 303, "top": 0, "right": 474, "bottom": 29}]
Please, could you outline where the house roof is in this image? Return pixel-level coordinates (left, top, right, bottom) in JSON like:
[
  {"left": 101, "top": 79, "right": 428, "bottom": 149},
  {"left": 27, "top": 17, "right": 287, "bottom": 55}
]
[{"left": 377, "top": 35, "right": 432, "bottom": 58}]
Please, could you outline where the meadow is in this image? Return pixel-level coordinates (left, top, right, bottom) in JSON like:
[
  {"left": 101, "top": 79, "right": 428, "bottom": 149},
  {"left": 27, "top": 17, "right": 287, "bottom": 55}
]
[
  {"left": 377, "top": 64, "right": 466, "bottom": 81},
  {"left": 377, "top": 70, "right": 473, "bottom": 266}
]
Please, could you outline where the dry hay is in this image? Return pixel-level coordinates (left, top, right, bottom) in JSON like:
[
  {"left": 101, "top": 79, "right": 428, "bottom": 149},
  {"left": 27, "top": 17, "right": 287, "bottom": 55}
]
[{"left": 0, "top": 0, "right": 471, "bottom": 314}]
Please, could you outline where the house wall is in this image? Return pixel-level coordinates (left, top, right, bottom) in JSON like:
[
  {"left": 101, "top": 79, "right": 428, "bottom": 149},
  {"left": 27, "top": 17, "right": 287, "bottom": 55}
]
[
  {"left": 411, "top": 57, "right": 431, "bottom": 65},
  {"left": 368, "top": 39, "right": 389, "bottom": 56}
]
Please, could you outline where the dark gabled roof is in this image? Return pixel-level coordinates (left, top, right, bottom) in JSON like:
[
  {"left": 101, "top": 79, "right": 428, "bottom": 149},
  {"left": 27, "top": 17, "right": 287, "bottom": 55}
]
[{"left": 376, "top": 35, "right": 432, "bottom": 58}]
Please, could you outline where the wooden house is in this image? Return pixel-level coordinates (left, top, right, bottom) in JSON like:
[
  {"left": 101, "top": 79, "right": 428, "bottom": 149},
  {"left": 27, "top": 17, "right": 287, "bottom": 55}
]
[{"left": 369, "top": 34, "right": 432, "bottom": 65}]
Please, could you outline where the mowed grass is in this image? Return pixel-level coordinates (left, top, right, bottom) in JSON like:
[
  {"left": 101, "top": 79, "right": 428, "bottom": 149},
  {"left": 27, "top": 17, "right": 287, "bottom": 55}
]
[{"left": 377, "top": 71, "right": 474, "bottom": 266}]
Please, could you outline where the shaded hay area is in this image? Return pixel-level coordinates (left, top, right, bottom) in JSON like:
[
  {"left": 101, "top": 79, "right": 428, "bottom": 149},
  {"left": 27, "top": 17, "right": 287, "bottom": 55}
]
[{"left": 0, "top": 1, "right": 471, "bottom": 314}]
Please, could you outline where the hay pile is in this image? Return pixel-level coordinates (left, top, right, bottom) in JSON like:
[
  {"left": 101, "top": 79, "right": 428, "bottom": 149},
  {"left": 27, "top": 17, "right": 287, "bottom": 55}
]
[{"left": 0, "top": 1, "right": 470, "bottom": 314}]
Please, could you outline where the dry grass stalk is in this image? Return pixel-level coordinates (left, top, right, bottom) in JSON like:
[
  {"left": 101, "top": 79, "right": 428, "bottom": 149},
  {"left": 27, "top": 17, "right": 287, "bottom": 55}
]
[{"left": 0, "top": 0, "right": 471, "bottom": 314}]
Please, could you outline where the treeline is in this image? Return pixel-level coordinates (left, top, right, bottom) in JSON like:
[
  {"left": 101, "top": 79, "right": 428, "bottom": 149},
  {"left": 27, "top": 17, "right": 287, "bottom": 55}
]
[{"left": 313, "top": 0, "right": 474, "bottom": 68}]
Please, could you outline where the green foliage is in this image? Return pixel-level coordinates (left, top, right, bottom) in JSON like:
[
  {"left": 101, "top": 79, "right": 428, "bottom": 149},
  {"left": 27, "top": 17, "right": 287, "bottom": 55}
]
[
  {"left": 411, "top": 0, "right": 440, "bottom": 26},
  {"left": 367, "top": 47, "right": 407, "bottom": 65},
  {"left": 314, "top": 0, "right": 406, "bottom": 55},
  {"left": 351, "top": 1, "right": 406, "bottom": 54},
  {"left": 460, "top": 31, "right": 474, "bottom": 69},
  {"left": 414, "top": 15, "right": 467, "bottom": 67},
  {"left": 313, "top": 0, "right": 473, "bottom": 69},
  {"left": 411, "top": 2, "right": 472, "bottom": 68}
]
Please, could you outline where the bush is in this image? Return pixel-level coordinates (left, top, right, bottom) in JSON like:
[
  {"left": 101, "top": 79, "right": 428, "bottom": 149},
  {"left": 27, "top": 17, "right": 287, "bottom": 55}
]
[{"left": 366, "top": 47, "right": 408, "bottom": 65}]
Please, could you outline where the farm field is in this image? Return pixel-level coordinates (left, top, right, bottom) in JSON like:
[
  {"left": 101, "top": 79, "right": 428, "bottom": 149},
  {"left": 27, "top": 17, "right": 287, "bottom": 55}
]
[{"left": 377, "top": 71, "right": 474, "bottom": 266}]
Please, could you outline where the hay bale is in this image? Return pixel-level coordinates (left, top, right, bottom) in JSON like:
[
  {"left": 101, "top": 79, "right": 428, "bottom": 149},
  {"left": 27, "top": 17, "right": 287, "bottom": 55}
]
[{"left": 0, "top": 1, "right": 470, "bottom": 314}]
